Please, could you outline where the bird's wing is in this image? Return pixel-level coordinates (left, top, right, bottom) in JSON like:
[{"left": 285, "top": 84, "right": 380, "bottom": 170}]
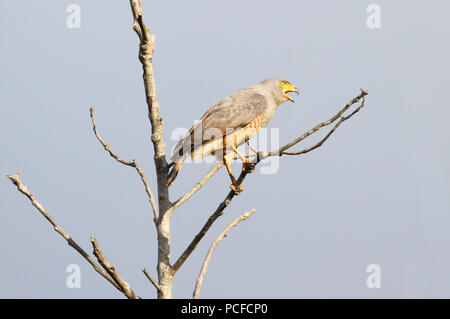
[
  {"left": 171, "top": 92, "right": 269, "bottom": 161},
  {"left": 201, "top": 92, "right": 269, "bottom": 132}
]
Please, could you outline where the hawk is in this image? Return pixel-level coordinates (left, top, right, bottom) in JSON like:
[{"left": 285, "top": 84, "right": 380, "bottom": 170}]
[{"left": 167, "top": 78, "right": 299, "bottom": 193}]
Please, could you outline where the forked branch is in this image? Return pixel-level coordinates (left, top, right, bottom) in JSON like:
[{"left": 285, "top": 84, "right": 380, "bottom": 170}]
[
  {"left": 91, "top": 237, "right": 139, "bottom": 299},
  {"left": 142, "top": 268, "right": 162, "bottom": 293},
  {"left": 266, "top": 89, "right": 368, "bottom": 157},
  {"left": 193, "top": 209, "right": 256, "bottom": 299},
  {"left": 90, "top": 107, "right": 158, "bottom": 220},
  {"left": 5, "top": 172, "right": 137, "bottom": 297}
]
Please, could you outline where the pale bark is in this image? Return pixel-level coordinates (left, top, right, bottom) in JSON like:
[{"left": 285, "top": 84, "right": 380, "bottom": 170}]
[
  {"left": 91, "top": 237, "right": 139, "bottom": 299},
  {"left": 90, "top": 107, "right": 158, "bottom": 220},
  {"left": 129, "top": 0, "right": 173, "bottom": 298},
  {"left": 193, "top": 209, "right": 256, "bottom": 299},
  {"left": 6, "top": 173, "right": 138, "bottom": 298}
]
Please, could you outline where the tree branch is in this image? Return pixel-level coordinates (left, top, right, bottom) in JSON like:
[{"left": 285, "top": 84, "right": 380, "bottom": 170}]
[
  {"left": 171, "top": 163, "right": 223, "bottom": 211},
  {"left": 142, "top": 268, "right": 162, "bottom": 293},
  {"left": 172, "top": 167, "right": 251, "bottom": 272},
  {"left": 90, "top": 107, "right": 158, "bottom": 220},
  {"left": 90, "top": 107, "right": 134, "bottom": 167},
  {"left": 6, "top": 173, "right": 123, "bottom": 293},
  {"left": 91, "top": 237, "right": 139, "bottom": 299},
  {"left": 193, "top": 209, "right": 256, "bottom": 299},
  {"left": 265, "top": 89, "right": 368, "bottom": 157},
  {"left": 282, "top": 92, "right": 366, "bottom": 155}
]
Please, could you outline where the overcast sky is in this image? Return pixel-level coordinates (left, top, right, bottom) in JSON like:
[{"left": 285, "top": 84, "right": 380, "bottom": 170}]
[{"left": 1, "top": 0, "right": 450, "bottom": 298}]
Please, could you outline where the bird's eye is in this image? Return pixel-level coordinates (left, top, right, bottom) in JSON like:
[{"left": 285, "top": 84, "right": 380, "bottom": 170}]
[{"left": 280, "top": 83, "right": 285, "bottom": 88}]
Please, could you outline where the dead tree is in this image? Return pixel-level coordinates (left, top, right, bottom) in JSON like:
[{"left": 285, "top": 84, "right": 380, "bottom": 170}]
[{"left": 6, "top": 0, "right": 368, "bottom": 299}]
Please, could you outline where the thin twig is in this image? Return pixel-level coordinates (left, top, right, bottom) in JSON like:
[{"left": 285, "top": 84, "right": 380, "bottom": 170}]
[
  {"left": 91, "top": 237, "right": 139, "bottom": 299},
  {"left": 133, "top": 160, "right": 158, "bottom": 221},
  {"left": 282, "top": 92, "right": 366, "bottom": 155},
  {"left": 266, "top": 89, "right": 368, "bottom": 157},
  {"left": 142, "top": 268, "right": 162, "bottom": 292},
  {"left": 6, "top": 173, "right": 122, "bottom": 292},
  {"left": 171, "top": 163, "right": 223, "bottom": 210},
  {"left": 90, "top": 107, "right": 158, "bottom": 220},
  {"left": 90, "top": 107, "right": 134, "bottom": 167},
  {"left": 193, "top": 209, "right": 256, "bottom": 299}
]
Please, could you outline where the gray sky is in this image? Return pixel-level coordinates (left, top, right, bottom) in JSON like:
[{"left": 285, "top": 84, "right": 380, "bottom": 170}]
[{"left": 1, "top": 0, "right": 449, "bottom": 298}]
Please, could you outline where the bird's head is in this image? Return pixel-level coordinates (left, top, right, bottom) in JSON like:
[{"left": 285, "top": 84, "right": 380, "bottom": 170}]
[
  {"left": 279, "top": 80, "right": 299, "bottom": 103},
  {"left": 261, "top": 78, "right": 300, "bottom": 103}
]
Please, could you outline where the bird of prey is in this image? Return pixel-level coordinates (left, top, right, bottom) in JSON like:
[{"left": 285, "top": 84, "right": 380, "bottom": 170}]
[{"left": 166, "top": 78, "right": 299, "bottom": 193}]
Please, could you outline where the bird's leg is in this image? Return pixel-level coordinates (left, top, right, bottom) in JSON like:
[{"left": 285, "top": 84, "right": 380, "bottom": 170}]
[
  {"left": 232, "top": 145, "right": 247, "bottom": 162},
  {"left": 246, "top": 140, "right": 259, "bottom": 156},
  {"left": 232, "top": 145, "right": 255, "bottom": 173},
  {"left": 223, "top": 148, "right": 243, "bottom": 195}
]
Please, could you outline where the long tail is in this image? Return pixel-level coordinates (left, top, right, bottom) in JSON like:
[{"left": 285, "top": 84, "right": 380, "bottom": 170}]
[{"left": 166, "top": 159, "right": 184, "bottom": 187}]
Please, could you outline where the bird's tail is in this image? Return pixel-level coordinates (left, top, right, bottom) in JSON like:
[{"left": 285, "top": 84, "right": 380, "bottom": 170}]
[{"left": 166, "top": 159, "right": 184, "bottom": 187}]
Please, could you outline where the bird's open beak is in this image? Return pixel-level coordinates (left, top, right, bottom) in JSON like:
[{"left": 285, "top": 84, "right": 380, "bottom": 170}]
[{"left": 284, "top": 87, "right": 300, "bottom": 103}]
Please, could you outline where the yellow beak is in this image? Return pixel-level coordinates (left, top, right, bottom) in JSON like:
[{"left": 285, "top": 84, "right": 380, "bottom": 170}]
[{"left": 283, "top": 85, "right": 300, "bottom": 102}]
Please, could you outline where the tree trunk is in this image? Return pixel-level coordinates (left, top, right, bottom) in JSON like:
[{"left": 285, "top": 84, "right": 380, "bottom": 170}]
[{"left": 156, "top": 213, "right": 174, "bottom": 298}]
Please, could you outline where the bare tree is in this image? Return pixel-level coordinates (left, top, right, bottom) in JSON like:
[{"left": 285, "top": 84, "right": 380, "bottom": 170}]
[{"left": 6, "top": 0, "right": 368, "bottom": 299}]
